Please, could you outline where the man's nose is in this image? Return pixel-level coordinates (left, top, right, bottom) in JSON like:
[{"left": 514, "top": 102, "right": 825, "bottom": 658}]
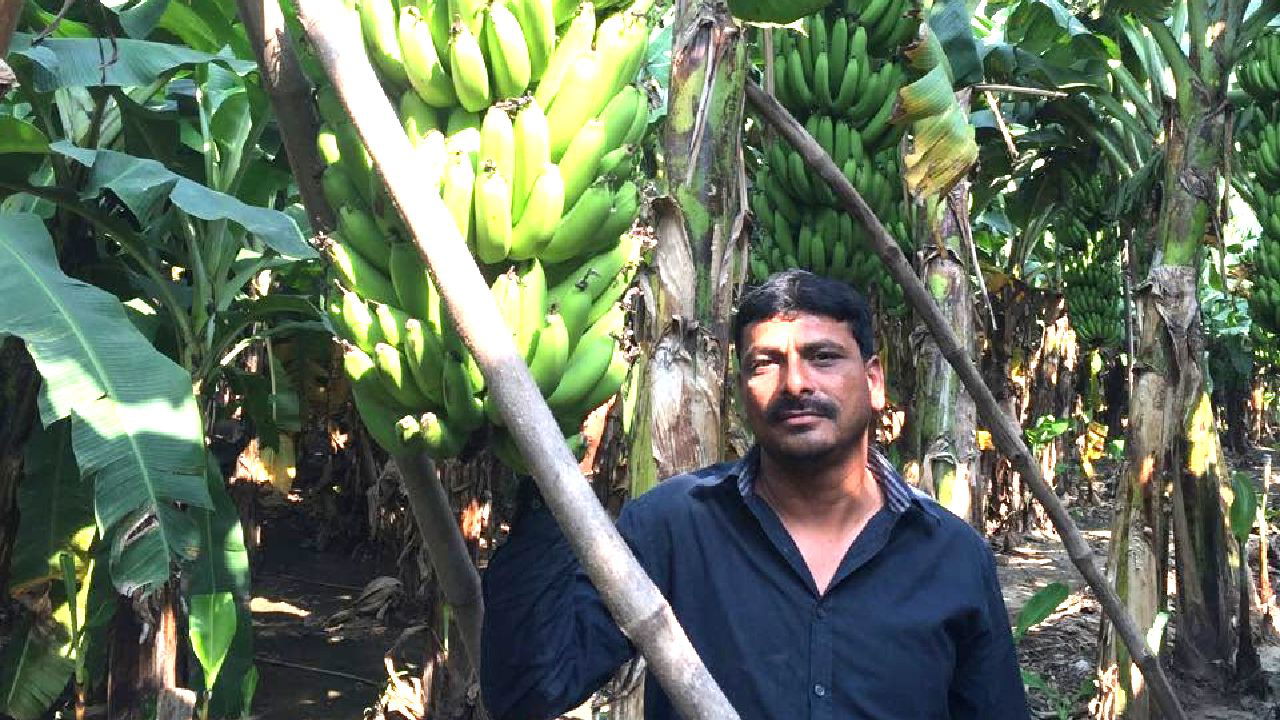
[{"left": 781, "top": 354, "right": 812, "bottom": 396}]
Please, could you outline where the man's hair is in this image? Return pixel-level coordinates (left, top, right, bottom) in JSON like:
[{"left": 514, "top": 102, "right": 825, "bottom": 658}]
[{"left": 733, "top": 269, "right": 876, "bottom": 360}]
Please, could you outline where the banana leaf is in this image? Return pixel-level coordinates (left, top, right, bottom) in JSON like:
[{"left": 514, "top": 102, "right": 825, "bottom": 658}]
[
  {"left": 51, "top": 143, "right": 316, "bottom": 260},
  {"left": 904, "top": 105, "right": 978, "bottom": 198},
  {"left": 9, "top": 419, "right": 95, "bottom": 593},
  {"left": 0, "top": 613, "right": 74, "bottom": 720},
  {"left": 7, "top": 33, "right": 253, "bottom": 92},
  {"left": 0, "top": 212, "right": 210, "bottom": 596}
]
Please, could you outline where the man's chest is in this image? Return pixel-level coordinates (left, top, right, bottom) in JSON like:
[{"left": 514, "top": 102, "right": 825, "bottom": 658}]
[{"left": 649, "top": 518, "right": 980, "bottom": 719}]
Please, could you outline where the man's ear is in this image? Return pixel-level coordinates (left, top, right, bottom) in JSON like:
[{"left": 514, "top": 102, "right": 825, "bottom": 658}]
[{"left": 865, "top": 355, "right": 886, "bottom": 412}]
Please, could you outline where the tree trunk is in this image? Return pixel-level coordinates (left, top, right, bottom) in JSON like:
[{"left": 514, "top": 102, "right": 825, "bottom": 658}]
[
  {"left": 1158, "top": 104, "right": 1244, "bottom": 683},
  {"left": 1096, "top": 269, "right": 1171, "bottom": 720},
  {"left": 622, "top": 4, "right": 747, "bottom": 714},
  {"left": 632, "top": 1, "right": 748, "bottom": 488},
  {"left": 910, "top": 179, "right": 979, "bottom": 526}
]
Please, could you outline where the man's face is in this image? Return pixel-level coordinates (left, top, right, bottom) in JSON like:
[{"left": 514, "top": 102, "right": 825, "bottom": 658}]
[{"left": 738, "top": 312, "right": 885, "bottom": 465}]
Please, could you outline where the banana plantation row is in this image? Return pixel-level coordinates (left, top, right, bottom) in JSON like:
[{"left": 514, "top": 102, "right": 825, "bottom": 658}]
[{"left": 0, "top": 0, "right": 1275, "bottom": 718}]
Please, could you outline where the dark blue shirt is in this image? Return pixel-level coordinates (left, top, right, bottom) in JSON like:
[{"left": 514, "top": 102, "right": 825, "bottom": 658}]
[{"left": 481, "top": 447, "right": 1030, "bottom": 719}]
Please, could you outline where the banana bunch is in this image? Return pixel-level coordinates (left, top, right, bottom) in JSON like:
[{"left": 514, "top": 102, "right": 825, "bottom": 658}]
[
  {"left": 840, "top": 0, "right": 920, "bottom": 58},
  {"left": 1246, "top": 187, "right": 1280, "bottom": 335},
  {"left": 771, "top": 10, "right": 910, "bottom": 147},
  {"left": 1063, "top": 259, "right": 1124, "bottom": 349},
  {"left": 749, "top": 5, "right": 913, "bottom": 311},
  {"left": 316, "top": 0, "right": 654, "bottom": 471},
  {"left": 1239, "top": 110, "right": 1280, "bottom": 192},
  {"left": 1238, "top": 31, "right": 1280, "bottom": 104}
]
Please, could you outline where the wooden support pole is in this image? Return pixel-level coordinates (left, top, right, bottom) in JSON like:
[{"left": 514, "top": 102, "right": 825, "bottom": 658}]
[
  {"left": 234, "top": 0, "right": 335, "bottom": 233},
  {"left": 746, "top": 79, "right": 1188, "bottom": 720},
  {"left": 392, "top": 452, "right": 484, "bottom": 675},
  {"left": 295, "top": 2, "right": 739, "bottom": 717}
]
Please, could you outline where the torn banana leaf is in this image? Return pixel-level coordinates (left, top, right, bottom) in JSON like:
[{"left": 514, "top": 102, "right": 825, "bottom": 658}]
[{"left": 904, "top": 105, "right": 977, "bottom": 198}]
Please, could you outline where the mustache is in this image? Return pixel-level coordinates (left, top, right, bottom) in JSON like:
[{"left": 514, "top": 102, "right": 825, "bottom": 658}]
[{"left": 765, "top": 394, "right": 837, "bottom": 423}]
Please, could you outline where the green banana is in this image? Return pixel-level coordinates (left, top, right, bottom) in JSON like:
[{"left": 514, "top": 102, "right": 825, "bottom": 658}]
[
  {"left": 449, "top": 0, "right": 486, "bottom": 35},
  {"left": 559, "top": 118, "right": 608, "bottom": 207},
  {"left": 786, "top": 48, "right": 814, "bottom": 109},
  {"left": 449, "top": 20, "right": 492, "bottom": 112},
  {"left": 349, "top": 377, "right": 411, "bottom": 455},
  {"left": 373, "top": 302, "right": 410, "bottom": 348},
  {"left": 474, "top": 163, "right": 514, "bottom": 264},
  {"left": 321, "top": 165, "right": 362, "bottom": 213},
  {"left": 480, "top": 106, "right": 516, "bottom": 184},
  {"left": 374, "top": 342, "right": 431, "bottom": 409},
  {"left": 400, "top": 91, "right": 442, "bottom": 143},
  {"left": 527, "top": 309, "right": 570, "bottom": 394},
  {"left": 443, "top": 352, "right": 485, "bottom": 430},
  {"left": 512, "top": 99, "right": 551, "bottom": 220},
  {"left": 399, "top": 6, "right": 456, "bottom": 107},
  {"left": 420, "top": 411, "right": 464, "bottom": 459},
  {"left": 403, "top": 318, "right": 445, "bottom": 405},
  {"left": 547, "top": 303, "right": 624, "bottom": 411},
  {"left": 546, "top": 52, "right": 609, "bottom": 160},
  {"left": 509, "top": 163, "right": 565, "bottom": 259},
  {"left": 599, "top": 86, "right": 644, "bottom": 155},
  {"left": 814, "top": 51, "right": 833, "bottom": 109},
  {"left": 341, "top": 290, "right": 383, "bottom": 352},
  {"left": 539, "top": 181, "right": 614, "bottom": 263},
  {"left": 441, "top": 150, "right": 476, "bottom": 246},
  {"left": 516, "top": 259, "right": 548, "bottom": 362},
  {"left": 337, "top": 205, "right": 391, "bottom": 271},
  {"left": 534, "top": 2, "right": 596, "bottom": 109},
  {"left": 484, "top": 1, "right": 532, "bottom": 99},
  {"left": 511, "top": 0, "right": 555, "bottom": 80},
  {"left": 359, "top": 0, "right": 409, "bottom": 87},
  {"left": 330, "top": 235, "right": 399, "bottom": 306},
  {"left": 596, "top": 180, "right": 640, "bottom": 247}
]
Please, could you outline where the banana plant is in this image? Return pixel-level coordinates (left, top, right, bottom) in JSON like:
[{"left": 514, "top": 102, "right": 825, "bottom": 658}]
[{"left": 0, "top": 0, "right": 322, "bottom": 716}]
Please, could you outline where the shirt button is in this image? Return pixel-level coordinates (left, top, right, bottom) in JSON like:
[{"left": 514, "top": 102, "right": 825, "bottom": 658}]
[{"left": 813, "top": 684, "right": 826, "bottom": 697}]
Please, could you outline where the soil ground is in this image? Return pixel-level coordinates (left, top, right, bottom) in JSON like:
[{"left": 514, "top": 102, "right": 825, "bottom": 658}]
[{"left": 245, "top": 469, "right": 1280, "bottom": 720}]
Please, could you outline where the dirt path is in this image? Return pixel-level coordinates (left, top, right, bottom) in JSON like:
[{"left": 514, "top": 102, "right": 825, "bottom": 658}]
[
  {"left": 999, "top": 521, "right": 1280, "bottom": 719},
  {"left": 248, "top": 509, "right": 408, "bottom": 720}
]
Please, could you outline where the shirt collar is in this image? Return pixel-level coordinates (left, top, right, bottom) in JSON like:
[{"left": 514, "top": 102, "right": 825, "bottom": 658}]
[{"left": 727, "top": 445, "right": 937, "bottom": 520}]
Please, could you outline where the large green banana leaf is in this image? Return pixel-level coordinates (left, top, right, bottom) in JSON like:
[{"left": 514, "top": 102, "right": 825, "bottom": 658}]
[
  {"left": 0, "top": 613, "right": 74, "bottom": 720},
  {"left": 0, "top": 212, "right": 210, "bottom": 596},
  {"left": 7, "top": 33, "right": 253, "bottom": 91},
  {"left": 8, "top": 419, "right": 94, "bottom": 593},
  {"left": 50, "top": 143, "right": 315, "bottom": 260}
]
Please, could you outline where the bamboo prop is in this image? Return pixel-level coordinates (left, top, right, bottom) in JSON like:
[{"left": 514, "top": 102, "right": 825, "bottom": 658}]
[
  {"left": 234, "top": 0, "right": 335, "bottom": 233},
  {"left": 295, "top": 2, "right": 740, "bottom": 717},
  {"left": 392, "top": 452, "right": 484, "bottom": 674},
  {"left": 745, "top": 80, "right": 1188, "bottom": 720}
]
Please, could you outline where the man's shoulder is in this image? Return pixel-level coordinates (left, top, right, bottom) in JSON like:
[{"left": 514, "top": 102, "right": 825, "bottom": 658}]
[
  {"left": 908, "top": 493, "right": 997, "bottom": 559},
  {"left": 622, "top": 460, "right": 738, "bottom": 516}
]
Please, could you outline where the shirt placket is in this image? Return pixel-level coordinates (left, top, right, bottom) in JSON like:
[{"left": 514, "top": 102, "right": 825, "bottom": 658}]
[{"left": 809, "top": 599, "right": 833, "bottom": 720}]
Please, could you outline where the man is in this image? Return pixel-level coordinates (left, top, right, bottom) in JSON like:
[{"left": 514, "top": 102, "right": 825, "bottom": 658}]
[{"left": 481, "top": 270, "right": 1029, "bottom": 719}]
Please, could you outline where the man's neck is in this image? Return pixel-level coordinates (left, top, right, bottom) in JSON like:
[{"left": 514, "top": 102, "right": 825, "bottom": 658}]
[{"left": 754, "top": 441, "right": 884, "bottom": 529}]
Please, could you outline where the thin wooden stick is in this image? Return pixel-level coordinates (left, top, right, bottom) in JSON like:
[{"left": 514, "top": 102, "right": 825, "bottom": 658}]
[
  {"left": 745, "top": 80, "right": 1188, "bottom": 720},
  {"left": 1262, "top": 454, "right": 1272, "bottom": 604},
  {"left": 255, "top": 656, "right": 381, "bottom": 686},
  {"left": 295, "top": 2, "right": 739, "bottom": 717},
  {"left": 234, "top": 0, "right": 335, "bottom": 233},
  {"left": 972, "top": 83, "right": 1070, "bottom": 98},
  {"left": 984, "top": 90, "right": 1018, "bottom": 160}
]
